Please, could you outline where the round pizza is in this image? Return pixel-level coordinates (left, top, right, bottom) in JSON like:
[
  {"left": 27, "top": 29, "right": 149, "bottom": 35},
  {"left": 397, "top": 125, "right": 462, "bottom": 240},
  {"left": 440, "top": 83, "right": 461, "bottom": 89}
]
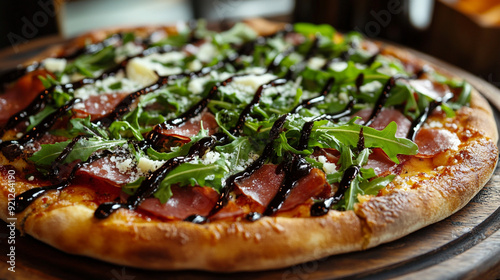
[{"left": 0, "top": 18, "right": 497, "bottom": 271}]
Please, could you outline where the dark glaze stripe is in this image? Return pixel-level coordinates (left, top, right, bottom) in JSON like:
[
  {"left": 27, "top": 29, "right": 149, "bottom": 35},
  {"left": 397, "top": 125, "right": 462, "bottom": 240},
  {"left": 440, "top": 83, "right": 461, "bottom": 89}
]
[
  {"left": 144, "top": 75, "right": 238, "bottom": 148},
  {"left": 357, "top": 127, "right": 365, "bottom": 152},
  {"left": 406, "top": 92, "right": 453, "bottom": 141},
  {"left": 263, "top": 154, "right": 312, "bottom": 216},
  {"left": 0, "top": 98, "right": 81, "bottom": 161},
  {"left": 304, "top": 36, "right": 320, "bottom": 61},
  {"left": 291, "top": 77, "right": 335, "bottom": 113},
  {"left": 14, "top": 149, "right": 113, "bottom": 213},
  {"left": 364, "top": 77, "right": 396, "bottom": 127},
  {"left": 310, "top": 165, "right": 360, "bottom": 216},
  {"left": 311, "top": 128, "right": 364, "bottom": 216},
  {"left": 96, "top": 79, "right": 291, "bottom": 219},
  {"left": 208, "top": 114, "right": 289, "bottom": 218},
  {"left": 10, "top": 29, "right": 295, "bottom": 217},
  {"left": 159, "top": 75, "right": 237, "bottom": 129},
  {"left": 10, "top": 98, "right": 80, "bottom": 146},
  {"left": 1, "top": 99, "right": 80, "bottom": 159},
  {"left": 95, "top": 59, "right": 228, "bottom": 127},
  {"left": 0, "top": 46, "right": 177, "bottom": 136},
  {"left": 355, "top": 73, "right": 365, "bottom": 93},
  {"left": 49, "top": 135, "right": 87, "bottom": 178},
  {"left": 0, "top": 34, "right": 123, "bottom": 90},
  {"left": 0, "top": 62, "right": 41, "bottom": 91},
  {"left": 266, "top": 46, "right": 296, "bottom": 73},
  {"left": 229, "top": 78, "right": 288, "bottom": 136},
  {"left": 63, "top": 33, "right": 123, "bottom": 60},
  {"left": 94, "top": 135, "right": 218, "bottom": 219},
  {"left": 365, "top": 52, "right": 379, "bottom": 66}
]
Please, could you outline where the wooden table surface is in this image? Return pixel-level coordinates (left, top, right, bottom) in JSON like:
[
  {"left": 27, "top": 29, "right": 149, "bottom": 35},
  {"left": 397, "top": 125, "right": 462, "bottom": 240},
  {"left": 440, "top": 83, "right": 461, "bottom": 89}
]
[{"left": 0, "top": 37, "right": 499, "bottom": 280}]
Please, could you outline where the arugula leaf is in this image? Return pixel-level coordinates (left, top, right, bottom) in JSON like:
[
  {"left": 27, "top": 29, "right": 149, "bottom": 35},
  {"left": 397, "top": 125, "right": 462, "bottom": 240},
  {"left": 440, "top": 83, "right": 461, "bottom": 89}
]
[
  {"left": 29, "top": 138, "right": 127, "bottom": 168},
  {"left": 66, "top": 45, "right": 116, "bottom": 77},
  {"left": 27, "top": 106, "right": 57, "bottom": 131},
  {"left": 360, "top": 175, "right": 395, "bottom": 195},
  {"left": 294, "top": 23, "right": 335, "bottom": 38},
  {"left": 124, "top": 161, "right": 227, "bottom": 204},
  {"left": 69, "top": 116, "right": 109, "bottom": 138},
  {"left": 312, "top": 121, "right": 417, "bottom": 163}
]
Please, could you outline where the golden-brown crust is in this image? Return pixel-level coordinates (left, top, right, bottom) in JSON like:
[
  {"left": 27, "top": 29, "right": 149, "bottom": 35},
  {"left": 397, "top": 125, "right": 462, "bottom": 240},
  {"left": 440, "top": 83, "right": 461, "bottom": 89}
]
[
  {"left": 0, "top": 19, "right": 498, "bottom": 272},
  {"left": 21, "top": 204, "right": 365, "bottom": 271}
]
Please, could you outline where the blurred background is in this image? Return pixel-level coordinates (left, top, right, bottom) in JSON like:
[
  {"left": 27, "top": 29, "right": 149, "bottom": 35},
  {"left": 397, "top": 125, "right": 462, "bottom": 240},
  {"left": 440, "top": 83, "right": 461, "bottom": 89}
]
[{"left": 0, "top": 0, "right": 499, "bottom": 86}]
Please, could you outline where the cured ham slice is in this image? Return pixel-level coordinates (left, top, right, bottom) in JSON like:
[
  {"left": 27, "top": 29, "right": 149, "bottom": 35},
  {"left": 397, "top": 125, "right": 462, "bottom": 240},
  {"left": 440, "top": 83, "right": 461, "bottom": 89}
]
[
  {"left": 354, "top": 107, "right": 411, "bottom": 138},
  {"left": 414, "top": 128, "right": 460, "bottom": 156},
  {"left": 138, "top": 186, "right": 219, "bottom": 220},
  {"left": 0, "top": 70, "right": 50, "bottom": 123},
  {"left": 158, "top": 111, "right": 219, "bottom": 138},
  {"left": 363, "top": 148, "right": 398, "bottom": 175},
  {"left": 73, "top": 93, "right": 129, "bottom": 120},
  {"left": 407, "top": 79, "right": 450, "bottom": 100},
  {"left": 77, "top": 156, "right": 138, "bottom": 186},
  {"left": 235, "top": 164, "right": 329, "bottom": 212}
]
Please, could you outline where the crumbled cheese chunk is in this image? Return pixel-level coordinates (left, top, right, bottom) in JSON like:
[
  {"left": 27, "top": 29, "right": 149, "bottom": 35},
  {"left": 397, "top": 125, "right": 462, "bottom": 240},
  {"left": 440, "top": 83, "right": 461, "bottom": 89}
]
[
  {"left": 43, "top": 58, "right": 67, "bottom": 73},
  {"left": 330, "top": 61, "right": 348, "bottom": 72},
  {"left": 232, "top": 74, "right": 277, "bottom": 92},
  {"left": 201, "top": 151, "right": 220, "bottom": 165},
  {"left": 188, "top": 76, "right": 211, "bottom": 94},
  {"left": 197, "top": 43, "right": 217, "bottom": 63},
  {"left": 187, "top": 59, "right": 203, "bottom": 72},
  {"left": 360, "top": 81, "right": 383, "bottom": 93},
  {"left": 138, "top": 157, "right": 166, "bottom": 174},
  {"left": 116, "top": 158, "right": 133, "bottom": 173},
  {"left": 307, "top": 57, "right": 326, "bottom": 70},
  {"left": 317, "top": 155, "right": 337, "bottom": 174}
]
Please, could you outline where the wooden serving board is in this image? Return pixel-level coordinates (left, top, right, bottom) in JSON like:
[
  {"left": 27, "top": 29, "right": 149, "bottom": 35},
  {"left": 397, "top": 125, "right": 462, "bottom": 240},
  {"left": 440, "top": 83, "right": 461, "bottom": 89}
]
[{"left": 0, "top": 39, "right": 499, "bottom": 280}]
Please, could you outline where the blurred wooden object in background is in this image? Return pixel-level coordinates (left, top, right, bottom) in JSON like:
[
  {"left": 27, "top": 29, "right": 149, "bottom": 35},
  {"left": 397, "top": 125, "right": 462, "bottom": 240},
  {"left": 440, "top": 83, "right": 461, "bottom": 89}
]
[{"left": 428, "top": 0, "right": 500, "bottom": 86}]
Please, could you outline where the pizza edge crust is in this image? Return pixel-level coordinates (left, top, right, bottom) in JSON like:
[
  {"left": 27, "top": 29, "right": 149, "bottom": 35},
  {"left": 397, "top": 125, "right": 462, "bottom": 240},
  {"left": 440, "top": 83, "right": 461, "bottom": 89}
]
[{"left": 0, "top": 19, "right": 498, "bottom": 272}]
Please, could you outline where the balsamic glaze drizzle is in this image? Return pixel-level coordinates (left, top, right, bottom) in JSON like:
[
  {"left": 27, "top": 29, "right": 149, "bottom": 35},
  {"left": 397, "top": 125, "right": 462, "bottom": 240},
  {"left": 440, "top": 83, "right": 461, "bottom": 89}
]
[
  {"left": 363, "top": 77, "right": 395, "bottom": 126},
  {"left": 0, "top": 98, "right": 81, "bottom": 161},
  {"left": 291, "top": 77, "right": 335, "bottom": 114},
  {"left": 209, "top": 114, "right": 289, "bottom": 218},
  {"left": 0, "top": 34, "right": 123, "bottom": 91},
  {"left": 406, "top": 92, "right": 453, "bottom": 141},
  {"left": 0, "top": 45, "right": 176, "bottom": 138},
  {"left": 49, "top": 135, "right": 87, "bottom": 179},
  {"left": 6, "top": 25, "right": 446, "bottom": 223},
  {"left": 310, "top": 165, "right": 360, "bottom": 216},
  {"left": 264, "top": 154, "right": 312, "bottom": 216},
  {"left": 12, "top": 29, "right": 294, "bottom": 216},
  {"left": 144, "top": 75, "right": 239, "bottom": 149}
]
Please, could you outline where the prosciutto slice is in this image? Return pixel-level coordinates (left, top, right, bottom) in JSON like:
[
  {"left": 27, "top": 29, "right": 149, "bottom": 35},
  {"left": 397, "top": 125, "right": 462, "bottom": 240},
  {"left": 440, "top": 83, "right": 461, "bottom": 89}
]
[
  {"left": 77, "top": 156, "right": 138, "bottom": 186},
  {"left": 158, "top": 111, "right": 219, "bottom": 138},
  {"left": 138, "top": 186, "right": 219, "bottom": 220},
  {"left": 73, "top": 93, "right": 129, "bottom": 120},
  {"left": 415, "top": 128, "right": 460, "bottom": 157},
  {"left": 0, "top": 70, "right": 50, "bottom": 123},
  {"left": 235, "top": 164, "right": 329, "bottom": 212},
  {"left": 354, "top": 107, "right": 411, "bottom": 138}
]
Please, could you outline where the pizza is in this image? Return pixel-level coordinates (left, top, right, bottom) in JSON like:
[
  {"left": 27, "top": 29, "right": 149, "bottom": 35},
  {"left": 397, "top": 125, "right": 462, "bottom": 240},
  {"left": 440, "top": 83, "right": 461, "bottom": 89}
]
[{"left": 0, "top": 18, "right": 497, "bottom": 271}]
